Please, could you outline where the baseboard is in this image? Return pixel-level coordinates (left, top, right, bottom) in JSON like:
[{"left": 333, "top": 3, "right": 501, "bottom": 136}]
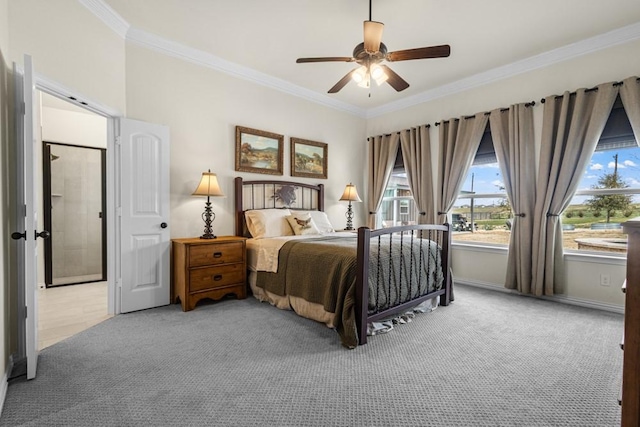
[
  {"left": 0, "top": 355, "right": 14, "bottom": 416},
  {"left": 456, "top": 278, "right": 624, "bottom": 314}
]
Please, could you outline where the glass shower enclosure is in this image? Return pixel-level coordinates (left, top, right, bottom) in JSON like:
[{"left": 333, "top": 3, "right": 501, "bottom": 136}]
[{"left": 43, "top": 142, "right": 106, "bottom": 287}]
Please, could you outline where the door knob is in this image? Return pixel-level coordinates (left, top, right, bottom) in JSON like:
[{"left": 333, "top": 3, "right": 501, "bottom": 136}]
[
  {"left": 35, "top": 230, "right": 50, "bottom": 240},
  {"left": 160, "top": 222, "right": 168, "bottom": 229},
  {"left": 11, "top": 231, "right": 26, "bottom": 240}
]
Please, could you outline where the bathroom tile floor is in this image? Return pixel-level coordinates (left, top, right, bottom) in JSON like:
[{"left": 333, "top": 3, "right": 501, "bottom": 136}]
[{"left": 37, "top": 281, "right": 112, "bottom": 350}]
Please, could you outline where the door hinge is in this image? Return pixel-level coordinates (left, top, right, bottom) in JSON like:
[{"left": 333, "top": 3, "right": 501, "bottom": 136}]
[
  {"left": 116, "top": 207, "right": 122, "bottom": 217},
  {"left": 24, "top": 306, "right": 27, "bottom": 318},
  {"left": 116, "top": 279, "right": 122, "bottom": 289},
  {"left": 115, "top": 136, "right": 122, "bottom": 146},
  {"left": 21, "top": 102, "right": 25, "bottom": 116}
]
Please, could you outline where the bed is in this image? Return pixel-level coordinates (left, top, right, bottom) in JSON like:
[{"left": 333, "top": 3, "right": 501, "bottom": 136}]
[{"left": 235, "top": 177, "right": 452, "bottom": 348}]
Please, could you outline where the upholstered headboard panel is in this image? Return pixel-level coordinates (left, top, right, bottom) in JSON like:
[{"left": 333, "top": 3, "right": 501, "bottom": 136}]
[{"left": 234, "top": 177, "right": 325, "bottom": 237}]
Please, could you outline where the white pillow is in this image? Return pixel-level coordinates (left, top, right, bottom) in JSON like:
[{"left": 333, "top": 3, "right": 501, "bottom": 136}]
[
  {"left": 286, "top": 213, "right": 320, "bottom": 236},
  {"left": 295, "top": 211, "right": 335, "bottom": 233},
  {"left": 245, "top": 209, "right": 293, "bottom": 239}
]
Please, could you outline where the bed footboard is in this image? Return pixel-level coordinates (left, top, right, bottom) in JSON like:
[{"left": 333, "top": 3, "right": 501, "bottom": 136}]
[{"left": 355, "top": 224, "right": 452, "bottom": 345}]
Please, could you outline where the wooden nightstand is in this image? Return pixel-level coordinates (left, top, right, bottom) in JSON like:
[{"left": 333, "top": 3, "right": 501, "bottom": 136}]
[{"left": 172, "top": 236, "right": 247, "bottom": 311}]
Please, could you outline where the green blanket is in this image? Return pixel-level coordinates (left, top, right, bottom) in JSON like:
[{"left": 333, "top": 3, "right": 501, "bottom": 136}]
[{"left": 256, "top": 235, "right": 444, "bottom": 348}]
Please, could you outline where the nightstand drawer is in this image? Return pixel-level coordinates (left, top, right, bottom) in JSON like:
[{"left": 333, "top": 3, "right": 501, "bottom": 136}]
[
  {"left": 189, "top": 263, "right": 245, "bottom": 292},
  {"left": 189, "top": 242, "right": 243, "bottom": 267}
]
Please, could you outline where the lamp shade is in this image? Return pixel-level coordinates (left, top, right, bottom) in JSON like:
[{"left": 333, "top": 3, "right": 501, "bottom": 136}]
[
  {"left": 339, "top": 183, "right": 362, "bottom": 202},
  {"left": 192, "top": 171, "right": 224, "bottom": 197}
]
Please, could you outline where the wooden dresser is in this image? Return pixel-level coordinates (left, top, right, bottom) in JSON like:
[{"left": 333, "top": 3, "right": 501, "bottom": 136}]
[
  {"left": 172, "top": 236, "right": 247, "bottom": 311},
  {"left": 621, "top": 218, "right": 640, "bottom": 426}
]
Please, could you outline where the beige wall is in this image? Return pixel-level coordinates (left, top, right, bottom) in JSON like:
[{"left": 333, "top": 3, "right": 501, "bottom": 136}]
[
  {"left": 124, "top": 44, "right": 367, "bottom": 239},
  {"left": 367, "top": 39, "right": 640, "bottom": 309},
  {"left": 8, "top": 0, "right": 126, "bottom": 113}
]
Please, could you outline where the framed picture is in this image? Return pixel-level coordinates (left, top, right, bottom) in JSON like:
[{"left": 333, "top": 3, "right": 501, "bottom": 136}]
[
  {"left": 235, "top": 126, "right": 284, "bottom": 175},
  {"left": 290, "top": 137, "right": 328, "bottom": 179}
]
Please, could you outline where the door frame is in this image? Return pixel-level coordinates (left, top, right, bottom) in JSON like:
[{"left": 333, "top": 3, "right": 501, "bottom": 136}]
[{"left": 35, "top": 76, "right": 122, "bottom": 315}]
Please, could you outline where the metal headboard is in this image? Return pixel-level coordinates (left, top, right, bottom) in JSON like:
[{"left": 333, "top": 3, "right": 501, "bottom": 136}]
[{"left": 234, "top": 177, "right": 325, "bottom": 237}]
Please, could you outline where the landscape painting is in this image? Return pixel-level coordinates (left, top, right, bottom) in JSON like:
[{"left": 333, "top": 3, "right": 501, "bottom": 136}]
[
  {"left": 235, "top": 126, "right": 284, "bottom": 175},
  {"left": 291, "top": 137, "right": 327, "bottom": 179}
]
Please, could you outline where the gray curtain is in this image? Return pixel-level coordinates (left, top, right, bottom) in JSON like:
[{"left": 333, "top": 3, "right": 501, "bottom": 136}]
[
  {"left": 531, "top": 83, "right": 618, "bottom": 296},
  {"left": 619, "top": 76, "right": 640, "bottom": 145},
  {"left": 367, "top": 133, "right": 400, "bottom": 229},
  {"left": 489, "top": 104, "right": 536, "bottom": 293},
  {"left": 437, "top": 113, "right": 489, "bottom": 223},
  {"left": 400, "top": 125, "right": 435, "bottom": 224}
]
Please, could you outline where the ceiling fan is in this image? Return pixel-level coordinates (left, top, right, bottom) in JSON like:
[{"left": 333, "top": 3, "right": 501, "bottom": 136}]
[{"left": 296, "top": 0, "right": 451, "bottom": 94}]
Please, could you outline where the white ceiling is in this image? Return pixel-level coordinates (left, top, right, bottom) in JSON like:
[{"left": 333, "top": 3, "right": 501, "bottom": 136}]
[{"left": 100, "top": 0, "right": 640, "bottom": 114}]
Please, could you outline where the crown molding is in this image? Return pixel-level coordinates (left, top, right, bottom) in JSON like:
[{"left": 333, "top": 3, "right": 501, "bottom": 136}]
[
  {"left": 126, "top": 28, "right": 367, "bottom": 118},
  {"left": 366, "top": 21, "right": 640, "bottom": 118},
  {"left": 78, "top": 0, "right": 129, "bottom": 38},
  {"left": 80, "top": 0, "right": 640, "bottom": 120}
]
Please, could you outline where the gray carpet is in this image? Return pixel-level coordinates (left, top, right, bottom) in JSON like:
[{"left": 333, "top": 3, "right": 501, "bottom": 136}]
[{"left": 1, "top": 285, "right": 623, "bottom": 426}]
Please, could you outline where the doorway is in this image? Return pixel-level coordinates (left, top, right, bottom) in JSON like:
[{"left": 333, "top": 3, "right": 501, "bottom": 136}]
[{"left": 36, "top": 92, "right": 111, "bottom": 349}]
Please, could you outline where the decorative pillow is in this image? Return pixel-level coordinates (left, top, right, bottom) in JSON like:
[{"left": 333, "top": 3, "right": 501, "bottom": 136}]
[
  {"left": 296, "top": 211, "right": 335, "bottom": 233},
  {"left": 245, "top": 209, "right": 293, "bottom": 239},
  {"left": 286, "top": 213, "right": 320, "bottom": 236}
]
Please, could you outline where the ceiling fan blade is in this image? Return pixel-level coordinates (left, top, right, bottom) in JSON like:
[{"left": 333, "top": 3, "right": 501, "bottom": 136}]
[
  {"left": 387, "top": 45, "right": 451, "bottom": 62},
  {"left": 380, "top": 65, "right": 409, "bottom": 92},
  {"left": 296, "top": 57, "right": 354, "bottom": 63},
  {"left": 328, "top": 70, "right": 356, "bottom": 94},
  {"left": 363, "top": 21, "right": 384, "bottom": 53}
]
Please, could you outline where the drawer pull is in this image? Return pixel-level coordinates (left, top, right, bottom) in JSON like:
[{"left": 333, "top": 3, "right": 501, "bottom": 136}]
[
  {"left": 213, "top": 252, "right": 222, "bottom": 258},
  {"left": 213, "top": 274, "right": 223, "bottom": 281}
]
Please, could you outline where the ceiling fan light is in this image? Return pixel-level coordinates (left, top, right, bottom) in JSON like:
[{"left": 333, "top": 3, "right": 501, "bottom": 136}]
[
  {"left": 351, "top": 66, "right": 367, "bottom": 83},
  {"left": 374, "top": 72, "right": 388, "bottom": 86},
  {"left": 370, "top": 64, "right": 384, "bottom": 80}
]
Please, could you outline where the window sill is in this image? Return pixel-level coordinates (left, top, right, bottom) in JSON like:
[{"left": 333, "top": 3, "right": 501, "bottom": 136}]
[
  {"left": 564, "top": 249, "right": 626, "bottom": 265},
  {"left": 451, "top": 241, "right": 508, "bottom": 254},
  {"left": 452, "top": 242, "right": 626, "bottom": 265}
]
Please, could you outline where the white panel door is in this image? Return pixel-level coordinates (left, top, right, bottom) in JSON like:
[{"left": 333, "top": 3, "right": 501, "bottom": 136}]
[
  {"left": 13, "top": 55, "right": 41, "bottom": 379},
  {"left": 119, "top": 119, "right": 170, "bottom": 313}
]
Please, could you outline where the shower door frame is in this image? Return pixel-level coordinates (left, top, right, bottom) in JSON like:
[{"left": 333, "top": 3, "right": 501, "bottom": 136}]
[{"left": 43, "top": 141, "right": 107, "bottom": 287}]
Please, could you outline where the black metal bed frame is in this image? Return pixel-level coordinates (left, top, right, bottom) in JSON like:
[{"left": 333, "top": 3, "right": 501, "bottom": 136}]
[{"left": 235, "top": 177, "right": 452, "bottom": 346}]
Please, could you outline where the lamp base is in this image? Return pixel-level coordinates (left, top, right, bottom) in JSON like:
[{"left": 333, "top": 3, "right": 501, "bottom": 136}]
[
  {"left": 344, "top": 201, "right": 355, "bottom": 231},
  {"left": 200, "top": 199, "right": 217, "bottom": 240}
]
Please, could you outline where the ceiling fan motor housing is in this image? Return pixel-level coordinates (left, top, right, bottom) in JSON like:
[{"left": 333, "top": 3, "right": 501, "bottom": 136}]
[{"left": 353, "top": 42, "right": 388, "bottom": 64}]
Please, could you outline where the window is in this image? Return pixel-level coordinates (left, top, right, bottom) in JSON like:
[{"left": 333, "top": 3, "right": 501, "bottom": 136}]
[
  {"left": 452, "top": 122, "right": 512, "bottom": 245},
  {"left": 454, "top": 95, "right": 640, "bottom": 254},
  {"left": 379, "top": 147, "right": 419, "bottom": 228},
  {"left": 563, "top": 96, "right": 639, "bottom": 254}
]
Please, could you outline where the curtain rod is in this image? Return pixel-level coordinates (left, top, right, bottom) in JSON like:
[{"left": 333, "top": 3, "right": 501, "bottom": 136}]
[
  {"left": 434, "top": 101, "right": 536, "bottom": 126},
  {"left": 540, "top": 77, "right": 640, "bottom": 103},
  {"left": 367, "top": 123, "right": 431, "bottom": 140}
]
